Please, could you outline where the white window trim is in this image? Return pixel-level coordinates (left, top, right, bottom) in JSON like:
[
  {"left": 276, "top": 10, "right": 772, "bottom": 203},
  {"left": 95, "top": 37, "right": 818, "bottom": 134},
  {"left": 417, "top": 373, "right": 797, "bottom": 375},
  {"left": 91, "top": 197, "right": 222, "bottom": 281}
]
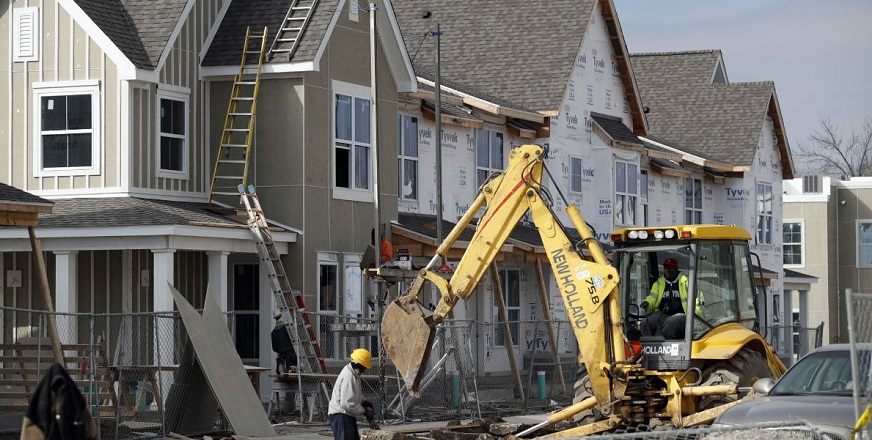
[
  {"left": 493, "top": 268, "right": 520, "bottom": 348},
  {"left": 857, "top": 220, "right": 872, "bottom": 268},
  {"left": 33, "top": 80, "right": 101, "bottom": 177},
  {"left": 317, "top": 252, "right": 340, "bottom": 359},
  {"left": 343, "top": 253, "right": 363, "bottom": 316},
  {"left": 14, "top": 8, "right": 39, "bottom": 62},
  {"left": 476, "top": 128, "right": 505, "bottom": 188},
  {"left": 756, "top": 181, "right": 773, "bottom": 245},
  {"left": 614, "top": 159, "right": 639, "bottom": 228},
  {"left": 782, "top": 219, "right": 804, "bottom": 268},
  {"left": 684, "top": 177, "right": 703, "bottom": 224},
  {"left": 398, "top": 113, "right": 418, "bottom": 202},
  {"left": 569, "top": 155, "right": 583, "bottom": 194},
  {"left": 332, "top": 80, "right": 372, "bottom": 202},
  {"left": 156, "top": 87, "right": 190, "bottom": 179}
]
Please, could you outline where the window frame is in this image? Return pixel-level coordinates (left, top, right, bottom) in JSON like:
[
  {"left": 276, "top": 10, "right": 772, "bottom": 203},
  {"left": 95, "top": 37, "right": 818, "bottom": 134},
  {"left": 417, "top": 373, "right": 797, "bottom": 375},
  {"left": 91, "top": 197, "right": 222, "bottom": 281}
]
[
  {"left": 685, "top": 177, "right": 703, "bottom": 225},
  {"left": 332, "top": 80, "right": 372, "bottom": 202},
  {"left": 756, "top": 182, "right": 773, "bottom": 244},
  {"left": 782, "top": 220, "right": 804, "bottom": 267},
  {"left": 494, "top": 268, "right": 520, "bottom": 347},
  {"left": 640, "top": 169, "right": 649, "bottom": 226},
  {"left": 33, "top": 80, "right": 101, "bottom": 177},
  {"left": 857, "top": 220, "right": 872, "bottom": 268},
  {"left": 156, "top": 86, "right": 190, "bottom": 178},
  {"left": 614, "top": 160, "right": 639, "bottom": 227},
  {"left": 397, "top": 114, "right": 419, "bottom": 201},
  {"left": 569, "top": 155, "right": 583, "bottom": 194},
  {"left": 317, "top": 253, "right": 340, "bottom": 359},
  {"left": 475, "top": 128, "right": 504, "bottom": 189}
]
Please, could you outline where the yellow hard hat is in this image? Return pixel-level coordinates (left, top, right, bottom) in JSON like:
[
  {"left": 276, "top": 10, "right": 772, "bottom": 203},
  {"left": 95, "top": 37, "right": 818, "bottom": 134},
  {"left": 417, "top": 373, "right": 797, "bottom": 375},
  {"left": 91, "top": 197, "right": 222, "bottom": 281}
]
[{"left": 350, "top": 348, "right": 372, "bottom": 369}]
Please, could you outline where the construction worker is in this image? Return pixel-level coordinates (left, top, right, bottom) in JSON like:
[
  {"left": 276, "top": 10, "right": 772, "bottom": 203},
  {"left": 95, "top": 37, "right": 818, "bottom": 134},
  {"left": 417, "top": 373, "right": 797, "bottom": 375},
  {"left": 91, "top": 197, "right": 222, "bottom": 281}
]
[
  {"left": 271, "top": 312, "right": 297, "bottom": 375},
  {"left": 640, "top": 258, "right": 699, "bottom": 339},
  {"left": 328, "top": 348, "right": 375, "bottom": 440}
]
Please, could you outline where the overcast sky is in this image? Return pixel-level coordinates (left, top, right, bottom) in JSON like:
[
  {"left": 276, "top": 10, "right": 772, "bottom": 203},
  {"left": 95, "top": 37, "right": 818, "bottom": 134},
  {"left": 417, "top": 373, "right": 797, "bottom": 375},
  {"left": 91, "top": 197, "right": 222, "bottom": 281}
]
[{"left": 613, "top": 0, "right": 872, "bottom": 173}]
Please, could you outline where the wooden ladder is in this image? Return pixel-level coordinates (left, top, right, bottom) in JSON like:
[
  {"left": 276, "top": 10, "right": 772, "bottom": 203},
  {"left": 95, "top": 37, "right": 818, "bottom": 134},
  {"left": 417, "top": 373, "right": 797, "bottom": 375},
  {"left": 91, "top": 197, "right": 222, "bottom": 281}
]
[
  {"left": 208, "top": 26, "right": 268, "bottom": 203},
  {"left": 268, "top": 0, "right": 318, "bottom": 61}
]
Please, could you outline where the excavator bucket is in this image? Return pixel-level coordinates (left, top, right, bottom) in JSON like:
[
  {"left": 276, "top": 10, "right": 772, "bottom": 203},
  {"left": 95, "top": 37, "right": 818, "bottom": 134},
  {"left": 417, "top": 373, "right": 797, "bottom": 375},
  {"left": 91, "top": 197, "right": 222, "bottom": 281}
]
[{"left": 381, "top": 295, "right": 436, "bottom": 396}]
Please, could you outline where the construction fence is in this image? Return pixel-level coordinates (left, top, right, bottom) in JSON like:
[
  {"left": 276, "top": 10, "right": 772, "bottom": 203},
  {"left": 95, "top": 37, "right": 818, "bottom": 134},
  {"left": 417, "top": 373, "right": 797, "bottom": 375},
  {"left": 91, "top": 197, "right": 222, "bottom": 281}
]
[
  {"left": 0, "top": 306, "right": 579, "bottom": 438},
  {"left": 764, "top": 321, "right": 825, "bottom": 366},
  {"left": 847, "top": 289, "right": 872, "bottom": 440}
]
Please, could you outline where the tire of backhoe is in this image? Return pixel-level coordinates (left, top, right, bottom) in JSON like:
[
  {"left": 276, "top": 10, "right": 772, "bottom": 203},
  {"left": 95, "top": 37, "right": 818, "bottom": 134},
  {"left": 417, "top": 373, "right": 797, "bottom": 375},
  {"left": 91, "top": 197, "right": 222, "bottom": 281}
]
[
  {"left": 697, "top": 347, "right": 771, "bottom": 410},
  {"left": 572, "top": 364, "right": 603, "bottom": 424}
]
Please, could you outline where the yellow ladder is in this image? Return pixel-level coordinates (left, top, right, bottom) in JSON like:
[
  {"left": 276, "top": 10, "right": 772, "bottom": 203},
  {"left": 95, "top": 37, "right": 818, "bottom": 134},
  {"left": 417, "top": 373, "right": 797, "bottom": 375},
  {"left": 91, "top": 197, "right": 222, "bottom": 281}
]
[
  {"left": 268, "top": 0, "right": 318, "bottom": 61},
  {"left": 208, "top": 26, "right": 269, "bottom": 203}
]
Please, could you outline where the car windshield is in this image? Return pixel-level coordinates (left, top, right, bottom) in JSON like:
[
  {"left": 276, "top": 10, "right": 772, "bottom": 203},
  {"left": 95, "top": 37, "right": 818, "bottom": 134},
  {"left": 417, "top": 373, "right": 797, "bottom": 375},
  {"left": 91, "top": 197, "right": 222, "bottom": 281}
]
[{"left": 770, "top": 349, "right": 870, "bottom": 397}]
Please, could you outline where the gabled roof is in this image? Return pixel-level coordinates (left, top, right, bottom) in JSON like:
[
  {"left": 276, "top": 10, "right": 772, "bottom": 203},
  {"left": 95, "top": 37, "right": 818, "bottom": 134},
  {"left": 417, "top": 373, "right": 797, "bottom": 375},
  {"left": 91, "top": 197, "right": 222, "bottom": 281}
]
[
  {"left": 0, "top": 183, "right": 53, "bottom": 208},
  {"left": 74, "top": 0, "right": 187, "bottom": 69},
  {"left": 202, "top": 0, "right": 339, "bottom": 66},
  {"left": 631, "top": 51, "right": 794, "bottom": 179},
  {"left": 392, "top": 0, "right": 645, "bottom": 126}
]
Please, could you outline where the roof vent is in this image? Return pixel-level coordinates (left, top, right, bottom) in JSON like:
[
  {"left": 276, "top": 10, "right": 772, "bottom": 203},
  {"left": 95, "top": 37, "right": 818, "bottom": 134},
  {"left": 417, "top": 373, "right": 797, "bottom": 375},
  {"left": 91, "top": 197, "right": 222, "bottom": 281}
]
[{"left": 802, "top": 175, "right": 821, "bottom": 194}]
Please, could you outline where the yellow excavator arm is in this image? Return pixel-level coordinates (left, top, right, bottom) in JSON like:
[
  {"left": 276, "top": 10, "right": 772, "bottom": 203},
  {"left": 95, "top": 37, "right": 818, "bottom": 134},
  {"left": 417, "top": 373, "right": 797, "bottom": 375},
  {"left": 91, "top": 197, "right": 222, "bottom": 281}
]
[{"left": 381, "top": 144, "right": 625, "bottom": 408}]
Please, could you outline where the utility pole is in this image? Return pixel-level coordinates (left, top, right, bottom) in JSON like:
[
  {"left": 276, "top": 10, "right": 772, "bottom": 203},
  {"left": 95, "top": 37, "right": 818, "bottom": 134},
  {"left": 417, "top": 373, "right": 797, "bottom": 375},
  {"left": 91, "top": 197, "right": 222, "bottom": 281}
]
[{"left": 433, "top": 23, "right": 444, "bottom": 258}]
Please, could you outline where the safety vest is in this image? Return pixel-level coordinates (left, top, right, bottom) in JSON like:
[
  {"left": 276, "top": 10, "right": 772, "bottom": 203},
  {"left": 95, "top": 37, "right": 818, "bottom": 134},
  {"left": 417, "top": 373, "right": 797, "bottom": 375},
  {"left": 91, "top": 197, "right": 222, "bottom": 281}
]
[{"left": 644, "top": 275, "right": 697, "bottom": 313}]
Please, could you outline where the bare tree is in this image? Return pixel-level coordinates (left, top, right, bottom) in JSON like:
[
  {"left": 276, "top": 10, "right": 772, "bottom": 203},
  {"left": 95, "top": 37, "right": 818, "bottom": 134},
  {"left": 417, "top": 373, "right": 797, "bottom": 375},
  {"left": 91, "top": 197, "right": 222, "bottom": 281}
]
[{"left": 793, "top": 117, "right": 872, "bottom": 177}]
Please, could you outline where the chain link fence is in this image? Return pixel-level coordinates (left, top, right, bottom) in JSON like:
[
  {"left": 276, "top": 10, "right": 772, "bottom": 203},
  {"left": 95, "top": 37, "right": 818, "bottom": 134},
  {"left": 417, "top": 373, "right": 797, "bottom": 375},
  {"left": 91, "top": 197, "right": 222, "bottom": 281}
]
[
  {"left": 847, "top": 290, "right": 872, "bottom": 440},
  {"left": 0, "top": 305, "right": 582, "bottom": 438},
  {"left": 765, "top": 322, "right": 824, "bottom": 365}
]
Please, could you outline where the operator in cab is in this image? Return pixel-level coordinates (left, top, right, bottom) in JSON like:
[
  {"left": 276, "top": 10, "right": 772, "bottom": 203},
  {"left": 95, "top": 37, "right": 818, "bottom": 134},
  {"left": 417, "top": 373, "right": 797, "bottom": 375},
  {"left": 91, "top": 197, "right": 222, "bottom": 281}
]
[
  {"left": 640, "top": 258, "right": 691, "bottom": 339},
  {"left": 328, "top": 348, "right": 375, "bottom": 440}
]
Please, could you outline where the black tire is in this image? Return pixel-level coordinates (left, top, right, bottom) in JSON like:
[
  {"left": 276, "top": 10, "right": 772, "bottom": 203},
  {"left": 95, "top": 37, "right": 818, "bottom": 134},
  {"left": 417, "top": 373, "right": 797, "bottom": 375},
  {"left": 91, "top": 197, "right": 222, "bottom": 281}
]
[
  {"left": 572, "top": 364, "right": 602, "bottom": 423},
  {"left": 697, "top": 348, "right": 771, "bottom": 410}
]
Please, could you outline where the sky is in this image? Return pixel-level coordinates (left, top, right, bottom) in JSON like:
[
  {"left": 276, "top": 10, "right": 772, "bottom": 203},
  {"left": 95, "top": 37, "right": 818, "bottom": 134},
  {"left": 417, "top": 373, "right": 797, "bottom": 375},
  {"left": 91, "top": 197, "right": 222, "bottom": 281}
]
[{"left": 612, "top": 0, "right": 872, "bottom": 174}]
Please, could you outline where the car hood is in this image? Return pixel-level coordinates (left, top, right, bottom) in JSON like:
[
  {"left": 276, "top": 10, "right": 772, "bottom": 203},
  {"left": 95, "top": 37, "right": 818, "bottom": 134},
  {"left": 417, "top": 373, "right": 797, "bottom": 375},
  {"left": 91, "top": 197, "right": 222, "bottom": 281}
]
[{"left": 716, "top": 394, "right": 856, "bottom": 429}]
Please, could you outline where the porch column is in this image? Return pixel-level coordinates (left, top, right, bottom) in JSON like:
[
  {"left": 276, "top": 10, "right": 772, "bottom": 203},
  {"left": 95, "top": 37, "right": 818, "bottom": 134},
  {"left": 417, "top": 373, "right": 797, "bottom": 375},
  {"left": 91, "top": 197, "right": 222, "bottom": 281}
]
[
  {"left": 152, "top": 249, "right": 175, "bottom": 405},
  {"left": 798, "top": 289, "right": 810, "bottom": 355},
  {"left": 120, "top": 250, "right": 133, "bottom": 365},
  {"left": 54, "top": 251, "right": 78, "bottom": 344},
  {"left": 783, "top": 289, "right": 794, "bottom": 364},
  {"left": 207, "top": 251, "right": 230, "bottom": 314}
]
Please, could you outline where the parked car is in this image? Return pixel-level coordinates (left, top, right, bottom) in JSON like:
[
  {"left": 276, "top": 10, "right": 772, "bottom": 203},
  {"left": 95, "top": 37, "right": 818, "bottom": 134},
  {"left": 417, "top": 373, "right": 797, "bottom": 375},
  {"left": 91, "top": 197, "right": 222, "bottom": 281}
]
[{"left": 714, "top": 343, "right": 870, "bottom": 440}]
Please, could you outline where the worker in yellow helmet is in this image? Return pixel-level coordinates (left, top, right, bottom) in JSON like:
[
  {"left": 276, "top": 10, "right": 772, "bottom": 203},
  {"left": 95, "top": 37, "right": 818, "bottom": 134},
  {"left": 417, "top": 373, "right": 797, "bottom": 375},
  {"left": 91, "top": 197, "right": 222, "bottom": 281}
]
[{"left": 328, "top": 348, "right": 374, "bottom": 440}]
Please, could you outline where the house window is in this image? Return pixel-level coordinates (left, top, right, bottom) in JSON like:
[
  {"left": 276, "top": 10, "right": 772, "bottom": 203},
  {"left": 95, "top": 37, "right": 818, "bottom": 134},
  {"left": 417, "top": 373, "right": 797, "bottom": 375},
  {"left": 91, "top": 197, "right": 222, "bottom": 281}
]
[
  {"left": 476, "top": 128, "right": 504, "bottom": 188},
  {"left": 615, "top": 161, "right": 638, "bottom": 227},
  {"left": 756, "top": 182, "right": 773, "bottom": 244},
  {"left": 157, "top": 88, "right": 189, "bottom": 176},
  {"left": 333, "top": 81, "right": 371, "bottom": 200},
  {"left": 569, "top": 156, "right": 582, "bottom": 193},
  {"left": 783, "top": 221, "right": 803, "bottom": 266},
  {"left": 13, "top": 8, "right": 39, "bottom": 62},
  {"left": 494, "top": 269, "right": 520, "bottom": 347},
  {"left": 685, "top": 177, "right": 703, "bottom": 224},
  {"left": 858, "top": 222, "right": 872, "bottom": 267},
  {"left": 34, "top": 81, "right": 100, "bottom": 176},
  {"left": 398, "top": 115, "right": 418, "bottom": 201},
  {"left": 318, "top": 255, "right": 339, "bottom": 358},
  {"left": 640, "top": 170, "right": 649, "bottom": 226}
]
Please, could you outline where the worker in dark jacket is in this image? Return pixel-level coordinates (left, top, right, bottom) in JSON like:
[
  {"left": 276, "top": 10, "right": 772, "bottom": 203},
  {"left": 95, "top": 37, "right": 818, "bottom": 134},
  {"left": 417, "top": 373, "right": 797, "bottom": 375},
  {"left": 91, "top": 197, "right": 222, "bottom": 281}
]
[
  {"left": 271, "top": 312, "right": 297, "bottom": 374},
  {"left": 21, "top": 362, "right": 97, "bottom": 440}
]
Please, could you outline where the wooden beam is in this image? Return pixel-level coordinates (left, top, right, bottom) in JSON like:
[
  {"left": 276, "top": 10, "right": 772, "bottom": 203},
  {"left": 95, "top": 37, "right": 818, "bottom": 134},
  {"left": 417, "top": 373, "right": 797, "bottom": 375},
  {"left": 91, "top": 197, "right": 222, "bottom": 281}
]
[
  {"left": 0, "top": 210, "right": 39, "bottom": 227},
  {"left": 490, "top": 263, "right": 524, "bottom": 401},
  {"left": 535, "top": 258, "right": 566, "bottom": 396},
  {"left": 0, "top": 202, "right": 52, "bottom": 214},
  {"left": 28, "top": 226, "right": 64, "bottom": 365}
]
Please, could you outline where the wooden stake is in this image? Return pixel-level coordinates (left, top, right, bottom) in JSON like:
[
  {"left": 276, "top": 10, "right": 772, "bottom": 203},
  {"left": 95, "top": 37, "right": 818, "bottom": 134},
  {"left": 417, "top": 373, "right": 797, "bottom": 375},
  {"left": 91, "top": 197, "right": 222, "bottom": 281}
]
[
  {"left": 28, "top": 226, "right": 64, "bottom": 365},
  {"left": 535, "top": 258, "right": 567, "bottom": 395},
  {"left": 489, "top": 263, "right": 524, "bottom": 400}
]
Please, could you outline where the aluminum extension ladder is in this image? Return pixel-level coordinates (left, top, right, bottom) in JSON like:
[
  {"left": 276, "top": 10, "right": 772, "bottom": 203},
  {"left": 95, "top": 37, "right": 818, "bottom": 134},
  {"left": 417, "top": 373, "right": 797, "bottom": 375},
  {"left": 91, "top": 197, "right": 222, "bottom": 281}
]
[
  {"left": 208, "top": 27, "right": 268, "bottom": 204},
  {"left": 268, "top": 0, "right": 318, "bottom": 61},
  {"left": 237, "top": 185, "right": 331, "bottom": 405}
]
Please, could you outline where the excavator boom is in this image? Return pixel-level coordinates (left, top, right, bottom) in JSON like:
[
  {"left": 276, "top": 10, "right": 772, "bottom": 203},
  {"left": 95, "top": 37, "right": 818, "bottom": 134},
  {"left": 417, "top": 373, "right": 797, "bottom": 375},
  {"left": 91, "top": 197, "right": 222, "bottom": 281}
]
[{"left": 381, "top": 144, "right": 622, "bottom": 401}]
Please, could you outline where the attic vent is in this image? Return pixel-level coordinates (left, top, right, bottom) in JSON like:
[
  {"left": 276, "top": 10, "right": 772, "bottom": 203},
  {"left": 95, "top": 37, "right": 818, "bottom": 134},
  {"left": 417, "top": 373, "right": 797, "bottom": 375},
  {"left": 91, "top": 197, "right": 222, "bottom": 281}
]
[
  {"left": 14, "top": 8, "right": 39, "bottom": 62},
  {"left": 802, "top": 175, "right": 822, "bottom": 193}
]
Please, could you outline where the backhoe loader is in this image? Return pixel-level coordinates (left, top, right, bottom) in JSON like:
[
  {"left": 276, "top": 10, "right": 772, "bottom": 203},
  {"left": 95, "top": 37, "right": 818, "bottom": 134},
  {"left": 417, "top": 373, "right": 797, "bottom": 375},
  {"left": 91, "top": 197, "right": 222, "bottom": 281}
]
[{"left": 381, "top": 144, "right": 785, "bottom": 437}]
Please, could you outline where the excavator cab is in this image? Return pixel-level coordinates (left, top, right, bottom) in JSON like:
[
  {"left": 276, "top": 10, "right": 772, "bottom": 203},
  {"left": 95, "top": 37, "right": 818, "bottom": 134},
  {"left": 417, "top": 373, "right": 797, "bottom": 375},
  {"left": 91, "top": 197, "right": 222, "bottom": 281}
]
[{"left": 611, "top": 225, "right": 761, "bottom": 371}]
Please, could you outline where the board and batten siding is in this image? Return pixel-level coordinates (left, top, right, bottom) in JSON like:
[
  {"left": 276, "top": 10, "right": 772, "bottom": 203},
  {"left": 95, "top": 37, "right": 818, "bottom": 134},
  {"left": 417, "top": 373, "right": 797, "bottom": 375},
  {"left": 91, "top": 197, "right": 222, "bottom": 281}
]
[
  {"left": 131, "top": 0, "right": 223, "bottom": 195},
  {"left": 1, "top": 0, "right": 121, "bottom": 193}
]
